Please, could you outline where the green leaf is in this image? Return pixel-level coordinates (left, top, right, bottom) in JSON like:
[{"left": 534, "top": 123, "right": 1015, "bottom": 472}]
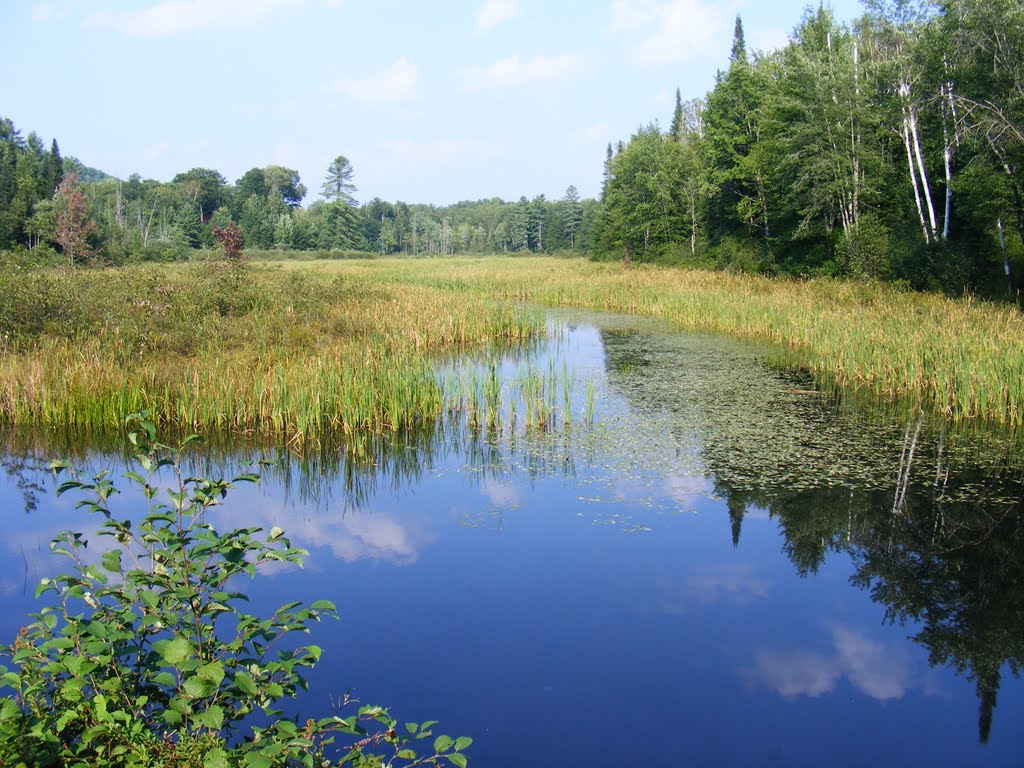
[
  {"left": 244, "top": 756, "right": 273, "bottom": 768},
  {"left": 197, "top": 661, "right": 226, "bottom": 686},
  {"left": 100, "top": 549, "right": 123, "bottom": 574},
  {"left": 454, "top": 737, "right": 473, "bottom": 752},
  {"left": 0, "top": 699, "right": 20, "bottom": 722},
  {"left": 233, "top": 671, "right": 257, "bottom": 695},
  {"left": 162, "top": 709, "right": 183, "bottom": 725},
  {"left": 434, "top": 735, "right": 454, "bottom": 753},
  {"left": 204, "top": 748, "right": 230, "bottom": 768},
  {"left": 184, "top": 676, "right": 219, "bottom": 698},
  {"left": 448, "top": 753, "right": 468, "bottom": 768},
  {"left": 397, "top": 749, "right": 418, "bottom": 760},
  {"left": 158, "top": 636, "right": 193, "bottom": 665},
  {"left": 310, "top": 599, "right": 336, "bottom": 612},
  {"left": 197, "top": 704, "right": 224, "bottom": 731}
]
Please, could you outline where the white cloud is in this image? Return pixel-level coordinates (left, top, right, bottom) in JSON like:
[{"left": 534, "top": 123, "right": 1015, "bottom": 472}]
[
  {"left": 87, "top": 0, "right": 301, "bottom": 38},
  {"left": 610, "top": 0, "right": 730, "bottom": 67},
  {"left": 750, "top": 649, "right": 840, "bottom": 699},
  {"left": 475, "top": 0, "right": 520, "bottom": 32},
  {"left": 745, "top": 623, "right": 915, "bottom": 702},
  {"left": 31, "top": 3, "right": 68, "bottom": 22},
  {"left": 832, "top": 623, "right": 911, "bottom": 701},
  {"left": 464, "top": 53, "right": 583, "bottom": 90},
  {"left": 481, "top": 478, "right": 521, "bottom": 509},
  {"left": 657, "top": 562, "right": 773, "bottom": 614},
  {"left": 335, "top": 58, "right": 420, "bottom": 103}
]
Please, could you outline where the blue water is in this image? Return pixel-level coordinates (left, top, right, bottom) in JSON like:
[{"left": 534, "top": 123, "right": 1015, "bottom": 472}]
[{"left": 1, "top": 313, "right": 1022, "bottom": 766}]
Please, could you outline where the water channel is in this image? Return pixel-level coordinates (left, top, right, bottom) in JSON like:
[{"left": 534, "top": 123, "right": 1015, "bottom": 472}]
[{"left": 2, "top": 310, "right": 1022, "bottom": 766}]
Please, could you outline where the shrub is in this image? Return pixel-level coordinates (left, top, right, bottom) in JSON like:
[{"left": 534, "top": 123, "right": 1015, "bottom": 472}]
[{"left": 0, "top": 416, "right": 471, "bottom": 767}]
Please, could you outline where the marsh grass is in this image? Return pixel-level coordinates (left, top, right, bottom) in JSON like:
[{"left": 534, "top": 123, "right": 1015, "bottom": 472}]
[
  {"left": 3, "top": 256, "right": 1023, "bottom": 438},
  {"left": 0, "top": 262, "right": 540, "bottom": 438},
  {"left": 298, "top": 257, "right": 1024, "bottom": 428}
]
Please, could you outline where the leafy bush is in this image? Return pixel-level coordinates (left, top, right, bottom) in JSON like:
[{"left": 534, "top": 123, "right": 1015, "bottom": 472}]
[{"left": 0, "top": 416, "right": 471, "bottom": 767}]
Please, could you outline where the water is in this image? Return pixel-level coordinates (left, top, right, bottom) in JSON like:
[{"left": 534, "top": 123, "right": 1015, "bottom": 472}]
[{"left": 2, "top": 311, "right": 1022, "bottom": 766}]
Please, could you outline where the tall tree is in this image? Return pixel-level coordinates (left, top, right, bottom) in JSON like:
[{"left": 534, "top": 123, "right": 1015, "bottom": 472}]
[
  {"left": 730, "top": 14, "right": 747, "bottom": 63},
  {"left": 670, "top": 88, "right": 684, "bottom": 140},
  {"left": 562, "top": 185, "right": 583, "bottom": 248},
  {"left": 601, "top": 124, "right": 690, "bottom": 261},
  {"left": 44, "top": 139, "right": 62, "bottom": 199},
  {"left": 704, "top": 21, "right": 773, "bottom": 250},
  {"left": 321, "top": 155, "right": 358, "bottom": 206}
]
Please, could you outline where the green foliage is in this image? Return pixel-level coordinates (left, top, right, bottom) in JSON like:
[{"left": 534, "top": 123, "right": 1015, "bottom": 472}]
[
  {"left": 0, "top": 416, "right": 471, "bottom": 767},
  {"left": 600, "top": 125, "right": 692, "bottom": 262}
]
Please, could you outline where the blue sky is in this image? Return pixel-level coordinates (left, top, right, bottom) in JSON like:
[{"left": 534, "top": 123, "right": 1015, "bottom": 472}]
[{"left": 3, "top": 0, "right": 865, "bottom": 205}]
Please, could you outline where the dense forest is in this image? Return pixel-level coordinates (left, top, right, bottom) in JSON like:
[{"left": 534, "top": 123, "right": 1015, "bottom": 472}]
[
  {"left": 1, "top": 0, "right": 1022, "bottom": 295},
  {"left": 599, "top": 0, "right": 1024, "bottom": 294}
]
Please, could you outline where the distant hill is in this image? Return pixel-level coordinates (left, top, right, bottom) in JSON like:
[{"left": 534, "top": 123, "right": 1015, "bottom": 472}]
[{"left": 63, "top": 155, "right": 116, "bottom": 183}]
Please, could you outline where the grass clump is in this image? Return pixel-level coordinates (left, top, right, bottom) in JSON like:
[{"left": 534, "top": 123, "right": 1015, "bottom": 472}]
[
  {"left": 298, "top": 257, "right": 1024, "bottom": 428},
  {"left": 2, "top": 256, "right": 1022, "bottom": 435},
  {"left": 0, "top": 261, "right": 540, "bottom": 440}
]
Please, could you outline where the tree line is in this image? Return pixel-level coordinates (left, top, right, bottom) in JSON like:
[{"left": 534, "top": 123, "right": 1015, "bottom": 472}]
[
  {"left": 0, "top": 118, "right": 595, "bottom": 262},
  {"left": 594, "top": 0, "right": 1024, "bottom": 295}
]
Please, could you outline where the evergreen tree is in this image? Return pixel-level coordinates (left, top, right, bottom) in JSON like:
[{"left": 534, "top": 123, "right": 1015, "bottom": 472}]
[
  {"left": 730, "top": 14, "right": 747, "bottom": 63},
  {"left": 321, "top": 155, "right": 357, "bottom": 206},
  {"left": 601, "top": 142, "right": 613, "bottom": 202},
  {"left": 670, "top": 88, "right": 684, "bottom": 141},
  {"left": 44, "top": 139, "right": 62, "bottom": 199},
  {"left": 511, "top": 197, "right": 530, "bottom": 251},
  {"left": 562, "top": 185, "right": 583, "bottom": 248}
]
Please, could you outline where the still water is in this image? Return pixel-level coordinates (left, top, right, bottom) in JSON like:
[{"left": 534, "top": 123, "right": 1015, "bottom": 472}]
[{"left": 2, "top": 311, "right": 1022, "bottom": 766}]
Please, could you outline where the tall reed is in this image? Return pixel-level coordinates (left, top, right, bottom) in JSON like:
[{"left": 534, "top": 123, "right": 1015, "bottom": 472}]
[{"left": 301, "top": 257, "right": 1024, "bottom": 428}]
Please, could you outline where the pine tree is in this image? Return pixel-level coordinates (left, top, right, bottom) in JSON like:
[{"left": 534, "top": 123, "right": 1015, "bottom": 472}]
[
  {"left": 321, "top": 156, "right": 357, "bottom": 206},
  {"left": 670, "top": 88, "right": 684, "bottom": 140},
  {"left": 45, "top": 139, "right": 63, "bottom": 199},
  {"left": 562, "top": 185, "right": 583, "bottom": 248},
  {"left": 601, "top": 143, "right": 614, "bottom": 202},
  {"left": 730, "top": 14, "right": 747, "bottom": 63}
]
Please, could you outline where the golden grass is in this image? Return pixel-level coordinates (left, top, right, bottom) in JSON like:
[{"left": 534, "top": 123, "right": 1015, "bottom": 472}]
[
  {"left": 293, "top": 257, "right": 1024, "bottom": 427},
  {"left": 0, "top": 262, "right": 539, "bottom": 439},
  {"left": 2, "top": 256, "right": 1021, "bottom": 437}
]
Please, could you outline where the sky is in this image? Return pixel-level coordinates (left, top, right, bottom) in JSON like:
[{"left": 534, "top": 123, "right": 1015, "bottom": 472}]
[{"left": 2, "top": 0, "right": 866, "bottom": 205}]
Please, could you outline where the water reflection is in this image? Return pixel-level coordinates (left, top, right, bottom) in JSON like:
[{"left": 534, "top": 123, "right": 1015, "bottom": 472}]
[
  {"left": 747, "top": 622, "right": 914, "bottom": 702},
  {"left": 1, "top": 312, "right": 1022, "bottom": 763},
  {"left": 599, "top": 322, "right": 1024, "bottom": 745}
]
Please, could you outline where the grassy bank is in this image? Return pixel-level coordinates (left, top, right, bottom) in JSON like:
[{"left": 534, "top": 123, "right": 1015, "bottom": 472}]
[
  {"left": 0, "top": 261, "right": 539, "bottom": 438},
  {"left": 291, "top": 257, "right": 1024, "bottom": 427},
  {"left": 1, "top": 256, "right": 1022, "bottom": 435}
]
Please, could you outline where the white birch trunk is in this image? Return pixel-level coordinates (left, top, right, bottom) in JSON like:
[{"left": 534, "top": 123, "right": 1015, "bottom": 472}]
[
  {"left": 908, "top": 107, "right": 938, "bottom": 238},
  {"left": 903, "top": 114, "right": 931, "bottom": 242}
]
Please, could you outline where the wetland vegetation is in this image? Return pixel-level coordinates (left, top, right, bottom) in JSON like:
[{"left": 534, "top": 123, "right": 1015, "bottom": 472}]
[
  {"left": 1, "top": 257, "right": 1022, "bottom": 441},
  {"left": 1, "top": 0, "right": 1023, "bottom": 764}
]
